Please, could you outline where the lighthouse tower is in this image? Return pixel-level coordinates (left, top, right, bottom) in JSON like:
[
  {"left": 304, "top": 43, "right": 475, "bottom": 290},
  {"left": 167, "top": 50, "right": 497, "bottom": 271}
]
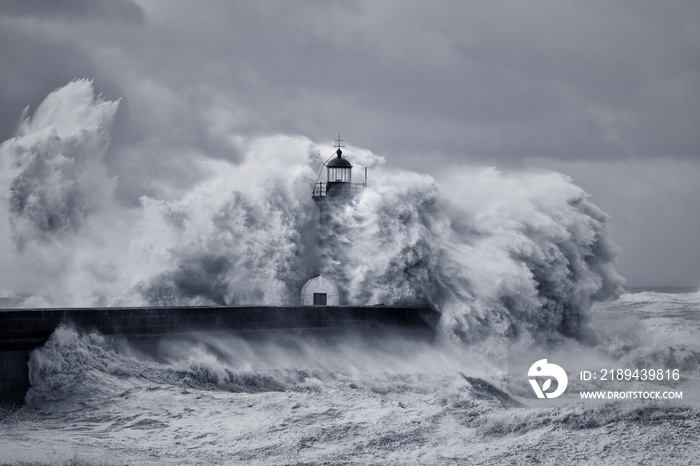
[{"left": 301, "top": 135, "right": 366, "bottom": 306}]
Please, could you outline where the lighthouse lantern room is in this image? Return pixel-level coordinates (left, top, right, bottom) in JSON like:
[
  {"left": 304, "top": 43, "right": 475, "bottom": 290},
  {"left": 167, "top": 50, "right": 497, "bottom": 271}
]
[
  {"left": 312, "top": 134, "right": 365, "bottom": 203},
  {"left": 327, "top": 149, "right": 352, "bottom": 183}
]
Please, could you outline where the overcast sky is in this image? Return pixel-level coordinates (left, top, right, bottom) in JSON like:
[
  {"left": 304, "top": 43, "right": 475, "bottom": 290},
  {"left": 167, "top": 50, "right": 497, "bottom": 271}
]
[{"left": 1, "top": 0, "right": 699, "bottom": 287}]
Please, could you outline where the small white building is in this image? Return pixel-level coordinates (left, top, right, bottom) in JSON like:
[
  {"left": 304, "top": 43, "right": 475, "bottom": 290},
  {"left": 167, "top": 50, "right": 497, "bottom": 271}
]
[{"left": 300, "top": 275, "right": 339, "bottom": 306}]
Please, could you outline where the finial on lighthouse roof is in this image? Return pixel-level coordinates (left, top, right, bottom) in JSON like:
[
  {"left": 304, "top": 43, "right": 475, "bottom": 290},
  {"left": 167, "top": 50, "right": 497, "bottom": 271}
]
[
  {"left": 327, "top": 132, "right": 352, "bottom": 168},
  {"left": 334, "top": 132, "right": 345, "bottom": 157}
]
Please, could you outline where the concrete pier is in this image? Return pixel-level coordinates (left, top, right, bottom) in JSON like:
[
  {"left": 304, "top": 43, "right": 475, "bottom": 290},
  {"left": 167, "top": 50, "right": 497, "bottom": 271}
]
[{"left": 1, "top": 305, "right": 439, "bottom": 402}]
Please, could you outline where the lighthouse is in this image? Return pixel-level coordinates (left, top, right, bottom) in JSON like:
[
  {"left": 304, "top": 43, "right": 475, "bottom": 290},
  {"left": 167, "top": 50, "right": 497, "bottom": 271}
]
[{"left": 301, "top": 135, "right": 366, "bottom": 306}]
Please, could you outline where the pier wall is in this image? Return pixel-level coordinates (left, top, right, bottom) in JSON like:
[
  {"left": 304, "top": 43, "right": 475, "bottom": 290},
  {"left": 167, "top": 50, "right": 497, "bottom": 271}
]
[{"left": 0, "top": 306, "right": 438, "bottom": 402}]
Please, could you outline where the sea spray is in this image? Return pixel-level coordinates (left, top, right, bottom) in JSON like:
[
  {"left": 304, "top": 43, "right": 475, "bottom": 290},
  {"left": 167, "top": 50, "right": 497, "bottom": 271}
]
[
  {"left": 0, "top": 80, "right": 125, "bottom": 307},
  {"left": 3, "top": 79, "right": 118, "bottom": 244},
  {"left": 320, "top": 166, "right": 624, "bottom": 343},
  {"left": 0, "top": 80, "right": 624, "bottom": 343}
]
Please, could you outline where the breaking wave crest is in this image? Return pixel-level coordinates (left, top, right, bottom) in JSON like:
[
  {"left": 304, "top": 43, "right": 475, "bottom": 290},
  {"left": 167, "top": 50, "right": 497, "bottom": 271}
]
[
  {"left": 25, "top": 326, "right": 324, "bottom": 404},
  {"left": 25, "top": 326, "right": 494, "bottom": 405}
]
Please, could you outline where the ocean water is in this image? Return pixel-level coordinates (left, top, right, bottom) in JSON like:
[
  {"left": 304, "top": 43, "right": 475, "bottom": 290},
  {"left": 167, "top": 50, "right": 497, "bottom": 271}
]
[
  {"left": 0, "top": 79, "right": 697, "bottom": 465},
  {"left": 1, "top": 288, "right": 699, "bottom": 465}
]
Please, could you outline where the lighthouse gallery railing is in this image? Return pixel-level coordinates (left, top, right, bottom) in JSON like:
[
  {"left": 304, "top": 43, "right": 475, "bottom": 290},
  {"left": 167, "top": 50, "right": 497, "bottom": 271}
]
[{"left": 312, "top": 182, "right": 365, "bottom": 200}]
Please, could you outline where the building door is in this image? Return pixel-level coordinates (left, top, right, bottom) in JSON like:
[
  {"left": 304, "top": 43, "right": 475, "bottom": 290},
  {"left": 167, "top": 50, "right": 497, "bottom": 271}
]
[{"left": 313, "top": 293, "right": 327, "bottom": 305}]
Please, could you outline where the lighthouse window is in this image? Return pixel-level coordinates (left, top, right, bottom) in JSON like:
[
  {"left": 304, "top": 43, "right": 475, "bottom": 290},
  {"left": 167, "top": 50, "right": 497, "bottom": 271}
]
[
  {"left": 327, "top": 168, "right": 351, "bottom": 183},
  {"left": 313, "top": 293, "right": 327, "bottom": 305}
]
